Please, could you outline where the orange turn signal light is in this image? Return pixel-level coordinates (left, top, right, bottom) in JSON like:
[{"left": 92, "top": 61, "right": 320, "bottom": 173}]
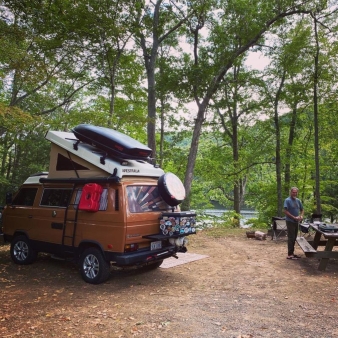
[{"left": 124, "top": 243, "right": 139, "bottom": 252}]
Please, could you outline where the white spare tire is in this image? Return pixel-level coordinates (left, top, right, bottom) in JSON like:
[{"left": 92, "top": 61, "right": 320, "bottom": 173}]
[{"left": 158, "top": 172, "right": 186, "bottom": 206}]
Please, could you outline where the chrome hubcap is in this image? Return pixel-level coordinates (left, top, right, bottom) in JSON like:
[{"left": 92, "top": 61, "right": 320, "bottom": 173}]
[
  {"left": 83, "top": 254, "right": 99, "bottom": 279},
  {"left": 14, "top": 241, "right": 29, "bottom": 261}
]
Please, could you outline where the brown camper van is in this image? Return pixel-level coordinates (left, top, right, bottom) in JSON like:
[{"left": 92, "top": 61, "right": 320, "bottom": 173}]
[{"left": 2, "top": 125, "right": 196, "bottom": 284}]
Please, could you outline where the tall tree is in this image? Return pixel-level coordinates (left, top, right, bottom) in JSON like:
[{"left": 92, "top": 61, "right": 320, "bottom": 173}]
[
  {"left": 132, "top": 0, "right": 197, "bottom": 159},
  {"left": 78, "top": 0, "right": 140, "bottom": 127},
  {"left": 0, "top": 1, "right": 100, "bottom": 192},
  {"left": 306, "top": 7, "right": 338, "bottom": 215},
  {"left": 181, "top": 0, "right": 323, "bottom": 209},
  {"left": 1, "top": 0, "right": 96, "bottom": 117},
  {"left": 212, "top": 64, "right": 262, "bottom": 215}
]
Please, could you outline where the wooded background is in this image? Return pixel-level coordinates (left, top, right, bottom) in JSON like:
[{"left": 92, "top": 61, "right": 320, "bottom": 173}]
[{"left": 1, "top": 0, "right": 338, "bottom": 225}]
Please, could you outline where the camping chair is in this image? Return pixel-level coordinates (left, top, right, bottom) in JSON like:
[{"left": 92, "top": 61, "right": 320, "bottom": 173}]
[{"left": 271, "top": 216, "right": 287, "bottom": 241}]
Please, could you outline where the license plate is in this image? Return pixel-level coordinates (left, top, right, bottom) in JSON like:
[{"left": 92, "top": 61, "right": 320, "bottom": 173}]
[{"left": 151, "top": 241, "right": 162, "bottom": 250}]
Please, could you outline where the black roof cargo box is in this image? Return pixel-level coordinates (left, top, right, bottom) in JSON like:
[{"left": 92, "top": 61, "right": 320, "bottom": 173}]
[{"left": 72, "top": 124, "right": 152, "bottom": 160}]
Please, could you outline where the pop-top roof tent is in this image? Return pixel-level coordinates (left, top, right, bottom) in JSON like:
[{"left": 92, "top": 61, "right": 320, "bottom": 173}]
[
  {"left": 43, "top": 125, "right": 165, "bottom": 180},
  {"left": 24, "top": 124, "right": 186, "bottom": 207}
]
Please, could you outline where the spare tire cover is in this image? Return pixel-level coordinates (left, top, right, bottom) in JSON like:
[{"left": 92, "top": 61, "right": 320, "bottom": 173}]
[{"left": 158, "top": 173, "right": 186, "bottom": 206}]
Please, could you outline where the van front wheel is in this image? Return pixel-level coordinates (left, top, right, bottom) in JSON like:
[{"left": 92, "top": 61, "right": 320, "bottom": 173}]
[
  {"left": 80, "top": 247, "right": 110, "bottom": 284},
  {"left": 10, "top": 235, "right": 37, "bottom": 265}
]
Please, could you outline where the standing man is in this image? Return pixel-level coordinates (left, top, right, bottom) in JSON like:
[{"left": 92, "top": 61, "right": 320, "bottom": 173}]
[{"left": 283, "top": 187, "right": 304, "bottom": 260}]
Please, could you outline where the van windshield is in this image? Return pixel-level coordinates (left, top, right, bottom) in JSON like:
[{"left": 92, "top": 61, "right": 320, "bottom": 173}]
[{"left": 126, "top": 185, "right": 171, "bottom": 213}]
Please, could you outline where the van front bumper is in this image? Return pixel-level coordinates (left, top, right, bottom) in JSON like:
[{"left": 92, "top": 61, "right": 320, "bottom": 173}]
[{"left": 105, "top": 244, "right": 177, "bottom": 266}]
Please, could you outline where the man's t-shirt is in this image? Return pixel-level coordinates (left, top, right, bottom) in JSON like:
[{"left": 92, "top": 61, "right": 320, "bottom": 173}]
[{"left": 284, "top": 197, "right": 303, "bottom": 223}]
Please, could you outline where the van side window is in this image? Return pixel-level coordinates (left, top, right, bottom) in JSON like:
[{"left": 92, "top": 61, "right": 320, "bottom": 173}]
[
  {"left": 40, "top": 188, "right": 73, "bottom": 207},
  {"left": 74, "top": 188, "right": 109, "bottom": 211},
  {"left": 126, "top": 185, "right": 170, "bottom": 213},
  {"left": 12, "top": 188, "right": 38, "bottom": 206}
]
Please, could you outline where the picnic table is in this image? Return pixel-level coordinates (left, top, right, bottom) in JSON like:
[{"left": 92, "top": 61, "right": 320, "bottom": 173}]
[{"left": 296, "top": 223, "right": 338, "bottom": 271}]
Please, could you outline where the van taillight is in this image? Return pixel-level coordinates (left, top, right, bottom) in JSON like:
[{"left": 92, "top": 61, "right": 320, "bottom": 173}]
[{"left": 124, "top": 244, "right": 139, "bottom": 252}]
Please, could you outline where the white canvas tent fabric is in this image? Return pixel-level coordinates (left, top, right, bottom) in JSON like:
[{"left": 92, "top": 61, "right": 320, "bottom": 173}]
[
  {"left": 48, "top": 143, "right": 109, "bottom": 178},
  {"left": 45, "top": 130, "right": 165, "bottom": 179}
]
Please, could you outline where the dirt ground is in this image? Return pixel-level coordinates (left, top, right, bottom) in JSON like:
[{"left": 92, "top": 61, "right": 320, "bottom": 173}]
[{"left": 1, "top": 229, "right": 338, "bottom": 338}]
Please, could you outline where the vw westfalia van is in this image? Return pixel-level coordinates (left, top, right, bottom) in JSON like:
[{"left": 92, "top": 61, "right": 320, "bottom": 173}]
[{"left": 2, "top": 124, "right": 196, "bottom": 284}]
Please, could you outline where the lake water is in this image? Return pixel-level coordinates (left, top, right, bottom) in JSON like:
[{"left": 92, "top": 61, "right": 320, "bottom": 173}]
[
  {"left": 200, "top": 209, "right": 258, "bottom": 228},
  {"left": 204, "top": 209, "right": 257, "bottom": 219}
]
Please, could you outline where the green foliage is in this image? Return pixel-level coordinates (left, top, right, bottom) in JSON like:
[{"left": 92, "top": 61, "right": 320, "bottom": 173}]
[
  {"left": 0, "top": 104, "right": 34, "bottom": 132},
  {"left": 245, "top": 218, "right": 269, "bottom": 229},
  {"left": 219, "top": 210, "right": 243, "bottom": 228}
]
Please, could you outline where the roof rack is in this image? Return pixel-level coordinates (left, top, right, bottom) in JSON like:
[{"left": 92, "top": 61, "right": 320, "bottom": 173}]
[{"left": 40, "top": 176, "right": 121, "bottom": 184}]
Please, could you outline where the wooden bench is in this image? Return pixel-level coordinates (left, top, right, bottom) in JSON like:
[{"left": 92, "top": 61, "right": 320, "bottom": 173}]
[{"left": 296, "top": 237, "right": 317, "bottom": 257}]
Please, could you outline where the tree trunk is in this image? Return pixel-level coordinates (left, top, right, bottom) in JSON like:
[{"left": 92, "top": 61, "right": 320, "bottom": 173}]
[
  {"left": 107, "top": 54, "right": 120, "bottom": 127},
  {"left": 284, "top": 102, "right": 297, "bottom": 196},
  {"left": 313, "top": 14, "right": 321, "bottom": 215},
  {"left": 159, "top": 96, "right": 165, "bottom": 168},
  {"left": 232, "top": 77, "right": 241, "bottom": 215},
  {"left": 273, "top": 70, "right": 286, "bottom": 216},
  {"left": 10, "top": 141, "right": 21, "bottom": 184},
  {"left": 1, "top": 134, "right": 9, "bottom": 177},
  {"left": 182, "top": 103, "right": 207, "bottom": 210},
  {"left": 137, "top": 0, "right": 193, "bottom": 161},
  {"left": 274, "top": 110, "right": 283, "bottom": 216},
  {"left": 147, "top": 66, "right": 157, "bottom": 158},
  {"left": 139, "top": 35, "right": 158, "bottom": 159}
]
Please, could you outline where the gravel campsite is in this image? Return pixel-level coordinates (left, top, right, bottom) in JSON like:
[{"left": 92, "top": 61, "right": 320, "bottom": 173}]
[{"left": 1, "top": 228, "right": 338, "bottom": 338}]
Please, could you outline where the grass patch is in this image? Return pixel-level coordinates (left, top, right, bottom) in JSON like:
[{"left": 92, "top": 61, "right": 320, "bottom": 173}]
[{"left": 203, "top": 227, "right": 247, "bottom": 238}]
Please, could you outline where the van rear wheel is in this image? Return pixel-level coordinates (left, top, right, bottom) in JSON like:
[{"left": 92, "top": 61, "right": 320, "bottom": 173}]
[
  {"left": 10, "top": 235, "right": 37, "bottom": 265},
  {"left": 80, "top": 247, "right": 110, "bottom": 284}
]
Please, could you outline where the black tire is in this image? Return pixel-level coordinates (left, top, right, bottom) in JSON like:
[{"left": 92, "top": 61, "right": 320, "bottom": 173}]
[
  {"left": 79, "top": 247, "right": 110, "bottom": 284},
  {"left": 10, "top": 235, "right": 38, "bottom": 265}
]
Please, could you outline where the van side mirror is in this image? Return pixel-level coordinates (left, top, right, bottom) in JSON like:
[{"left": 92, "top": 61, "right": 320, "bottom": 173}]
[{"left": 6, "top": 192, "right": 12, "bottom": 205}]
